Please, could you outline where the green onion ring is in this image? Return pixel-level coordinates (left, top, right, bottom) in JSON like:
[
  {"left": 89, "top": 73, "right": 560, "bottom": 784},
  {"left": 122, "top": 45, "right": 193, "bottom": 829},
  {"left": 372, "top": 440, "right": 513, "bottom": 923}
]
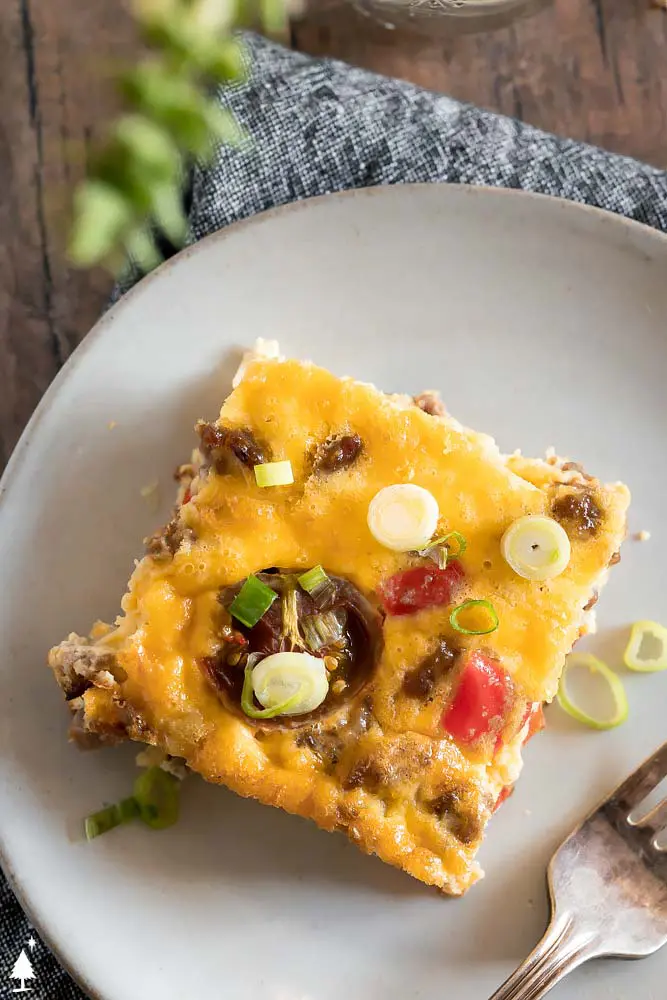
[
  {"left": 557, "top": 653, "right": 628, "bottom": 730},
  {"left": 623, "top": 620, "right": 667, "bottom": 672},
  {"left": 241, "top": 658, "right": 304, "bottom": 720},
  {"left": 449, "top": 599, "right": 499, "bottom": 636},
  {"left": 437, "top": 531, "right": 467, "bottom": 562}
]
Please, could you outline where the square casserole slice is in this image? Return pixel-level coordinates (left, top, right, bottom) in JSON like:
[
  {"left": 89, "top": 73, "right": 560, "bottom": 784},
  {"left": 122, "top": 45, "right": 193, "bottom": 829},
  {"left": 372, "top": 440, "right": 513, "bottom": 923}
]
[{"left": 49, "top": 354, "right": 630, "bottom": 895}]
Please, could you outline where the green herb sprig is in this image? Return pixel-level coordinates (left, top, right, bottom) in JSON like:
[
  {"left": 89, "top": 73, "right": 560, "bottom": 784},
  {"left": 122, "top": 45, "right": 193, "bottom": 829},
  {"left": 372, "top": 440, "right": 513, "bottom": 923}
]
[{"left": 69, "top": 0, "right": 289, "bottom": 273}]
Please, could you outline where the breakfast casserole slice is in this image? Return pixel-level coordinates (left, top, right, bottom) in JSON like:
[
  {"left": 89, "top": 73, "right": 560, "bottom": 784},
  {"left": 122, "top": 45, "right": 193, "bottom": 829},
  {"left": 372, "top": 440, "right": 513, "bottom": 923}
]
[{"left": 49, "top": 349, "right": 630, "bottom": 895}]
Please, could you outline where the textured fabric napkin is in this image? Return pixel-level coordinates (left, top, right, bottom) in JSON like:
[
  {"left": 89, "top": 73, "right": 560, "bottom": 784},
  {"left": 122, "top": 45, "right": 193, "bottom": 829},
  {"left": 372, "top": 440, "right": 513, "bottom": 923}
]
[{"left": 4, "top": 29, "right": 667, "bottom": 999}]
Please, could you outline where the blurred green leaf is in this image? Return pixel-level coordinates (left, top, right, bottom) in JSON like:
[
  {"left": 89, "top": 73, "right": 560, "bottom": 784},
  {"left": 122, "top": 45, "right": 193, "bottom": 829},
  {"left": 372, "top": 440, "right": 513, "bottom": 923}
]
[
  {"left": 259, "top": 0, "right": 288, "bottom": 34},
  {"left": 114, "top": 115, "right": 181, "bottom": 182},
  {"left": 203, "top": 104, "right": 246, "bottom": 147},
  {"left": 204, "top": 37, "right": 247, "bottom": 83},
  {"left": 69, "top": 0, "right": 288, "bottom": 274},
  {"left": 151, "top": 182, "right": 189, "bottom": 243},
  {"left": 68, "top": 181, "right": 134, "bottom": 267},
  {"left": 124, "top": 227, "right": 161, "bottom": 272},
  {"left": 120, "top": 66, "right": 222, "bottom": 156}
]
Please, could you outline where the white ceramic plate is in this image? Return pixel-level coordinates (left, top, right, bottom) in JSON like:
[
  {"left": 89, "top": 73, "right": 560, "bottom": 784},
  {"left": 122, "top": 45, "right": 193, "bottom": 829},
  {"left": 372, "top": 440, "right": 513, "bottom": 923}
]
[{"left": 1, "top": 185, "right": 666, "bottom": 1000}]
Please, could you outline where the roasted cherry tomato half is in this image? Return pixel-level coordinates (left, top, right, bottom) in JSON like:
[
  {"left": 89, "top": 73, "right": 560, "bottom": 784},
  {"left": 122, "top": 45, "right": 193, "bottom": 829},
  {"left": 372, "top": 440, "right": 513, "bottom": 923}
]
[
  {"left": 443, "top": 650, "right": 509, "bottom": 744},
  {"left": 380, "top": 561, "right": 464, "bottom": 616}
]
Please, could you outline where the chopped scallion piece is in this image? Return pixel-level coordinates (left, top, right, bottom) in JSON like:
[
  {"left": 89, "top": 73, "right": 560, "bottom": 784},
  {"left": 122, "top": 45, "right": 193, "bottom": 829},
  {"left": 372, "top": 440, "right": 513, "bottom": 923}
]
[
  {"left": 367, "top": 483, "right": 439, "bottom": 552},
  {"left": 419, "top": 530, "right": 467, "bottom": 568},
  {"left": 438, "top": 530, "right": 467, "bottom": 561},
  {"left": 280, "top": 578, "right": 302, "bottom": 649},
  {"left": 229, "top": 575, "right": 278, "bottom": 628},
  {"left": 449, "top": 599, "right": 499, "bottom": 635},
  {"left": 624, "top": 620, "right": 667, "bottom": 672},
  {"left": 501, "top": 515, "right": 571, "bottom": 581},
  {"left": 133, "top": 766, "right": 180, "bottom": 830},
  {"left": 557, "top": 653, "right": 628, "bottom": 729},
  {"left": 241, "top": 656, "right": 307, "bottom": 719},
  {"left": 298, "top": 565, "right": 328, "bottom": 594},
  {"left": 254, "top": 460, "right": 294, "bottom": 488},
  {"left": 84, "top": 796, "right": 139, "bottom": 841},
  {"left": 298, "top": 564, "right": 335, "bottom": 605},
  {"left": 302, "top": 611, "right": 346, "bottom": 652}
]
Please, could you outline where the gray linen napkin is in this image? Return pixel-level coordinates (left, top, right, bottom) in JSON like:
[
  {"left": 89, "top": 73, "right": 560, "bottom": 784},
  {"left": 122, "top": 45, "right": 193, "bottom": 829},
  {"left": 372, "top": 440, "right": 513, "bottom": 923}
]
[{"left": 3, "top": 30, "right": 667, "bottom": 999}]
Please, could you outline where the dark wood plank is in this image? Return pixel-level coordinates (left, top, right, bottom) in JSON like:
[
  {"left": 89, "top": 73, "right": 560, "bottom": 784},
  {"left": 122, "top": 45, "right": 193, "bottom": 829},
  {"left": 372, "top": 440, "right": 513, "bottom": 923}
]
[
  {"left": 293, "top": 0, "right": 667, "bottom": 166},
  {"left": 0, "top": 1, "right": 138, "bottom": 466}
]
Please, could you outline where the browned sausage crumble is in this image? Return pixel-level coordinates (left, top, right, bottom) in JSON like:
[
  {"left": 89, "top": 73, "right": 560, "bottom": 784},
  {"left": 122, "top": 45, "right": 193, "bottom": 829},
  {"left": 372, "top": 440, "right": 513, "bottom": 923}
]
[
  {"left": 313, "top": 433, "right": 363, "bottom": 473},
  {"left": 197, "top": 421, "right": 270, "bottom": 469},
  {"left": 552, "top": 490, "right": 603, "bottom": 536},
  {"left": 413, "top": 390, "right": 447, "bottom": 417},
  {"left": 402, "top": 638, "right": 459, "bottom": 699}
]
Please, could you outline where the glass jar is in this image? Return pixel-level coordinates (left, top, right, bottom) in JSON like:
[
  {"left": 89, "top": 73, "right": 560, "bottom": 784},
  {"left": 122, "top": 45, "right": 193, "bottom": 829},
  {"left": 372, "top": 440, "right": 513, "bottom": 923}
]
[{"left": 298, "top": 0, "right": 544, "bottom": 31}]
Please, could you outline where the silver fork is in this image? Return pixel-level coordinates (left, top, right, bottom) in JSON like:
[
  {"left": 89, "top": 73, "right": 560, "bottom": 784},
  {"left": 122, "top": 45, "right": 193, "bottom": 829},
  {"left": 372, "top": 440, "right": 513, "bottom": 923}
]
[{"left": 489, "top": 742, "right": 667, "bottom": 1000}]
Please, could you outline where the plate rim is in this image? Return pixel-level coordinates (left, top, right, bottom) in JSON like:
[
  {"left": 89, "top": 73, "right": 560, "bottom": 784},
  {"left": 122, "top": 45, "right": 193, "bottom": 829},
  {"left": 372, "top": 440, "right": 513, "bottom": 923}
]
[
  {"left": 3, "top": 180, "right": 667, "bottom": 515},
  {"left": 2, "top": 181, "right": 667, "bottom": 999}
]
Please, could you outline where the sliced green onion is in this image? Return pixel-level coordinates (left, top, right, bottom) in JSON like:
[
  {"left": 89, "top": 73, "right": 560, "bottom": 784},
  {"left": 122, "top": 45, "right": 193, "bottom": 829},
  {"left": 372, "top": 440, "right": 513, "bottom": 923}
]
[
  {"left": 302, "top": 611, "right": 346, "bottom": 652},
  {"left": 419, "top": 530, "right": 467, "bottom": 568},
  {"left": 298, "top": 564, "right": 335, "bottom": 604},
  {"left": 241, "top": 653, "right": 312, "bottom": 719},
  {"left": 367, "top": 483, "right": 439, "bottom": 551},
  {"left": 254, "top": 651, "right": 329, "bottom": 715},
  {"left": 501, "top": 515, "right": 571, "bottom": 581},
  {"left": 449, "top": 599, "right": 499, "bottom": 635},
  {"left": 298, "top": 565, "right": 327, "bottom": 593},
  {"left": 280, "top": 578, "right": 302, "bottom": 649},
  {"left": 84, "top": 796, "right": 139, "bottom": 841},
  {"left": 229, "top": 575, "right": 278, "bottom": 628},
  {"left": 133, "top": 766, "right": 180, "bottom": 830},
  {"left": 254, "top": 460, "right": 294, "bottom": 488},
  {"left": 624, "top": 620, "right": 667, "bottom": 672},
  {"left": 557, "top": 653, "right": 628, "bottom": 729},
  {"left": 438, "top": 531, "right": 467, "bottom": 561}
]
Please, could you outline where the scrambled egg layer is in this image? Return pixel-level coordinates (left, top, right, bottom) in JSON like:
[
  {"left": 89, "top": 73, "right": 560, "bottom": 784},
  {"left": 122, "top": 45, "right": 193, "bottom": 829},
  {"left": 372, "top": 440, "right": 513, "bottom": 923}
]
[{"left": 60, "top": 359, "right": 629, "bottom": 893}]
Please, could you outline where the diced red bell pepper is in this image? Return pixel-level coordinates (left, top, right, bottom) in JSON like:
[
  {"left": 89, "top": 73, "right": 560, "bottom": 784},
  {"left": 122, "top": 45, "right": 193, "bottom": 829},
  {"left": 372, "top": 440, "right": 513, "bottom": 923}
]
[
  {"left": 443, "top": 650, "right": 510, "bottom": 745},
  {"left": 182, "top": 486, "right": 192, "bottom": 504},
  {"left": 493, "top": 785, "right": 514, "bottom": 812},
  {"left": 380, "top": 561, "right": 464, "bottom": 616}
]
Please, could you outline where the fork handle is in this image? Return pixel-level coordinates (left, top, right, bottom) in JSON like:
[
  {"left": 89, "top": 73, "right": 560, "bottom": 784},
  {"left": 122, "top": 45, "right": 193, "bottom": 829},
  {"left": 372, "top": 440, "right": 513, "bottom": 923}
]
[{"left": 488, "top": 914, "right": 598, "bottom": 1000}]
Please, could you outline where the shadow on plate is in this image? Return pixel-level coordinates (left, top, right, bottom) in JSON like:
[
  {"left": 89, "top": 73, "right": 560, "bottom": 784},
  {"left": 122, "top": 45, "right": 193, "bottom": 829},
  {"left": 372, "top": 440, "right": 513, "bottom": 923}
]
[{"left": 95, "top": 772, "right": 430, "bottom": 900}]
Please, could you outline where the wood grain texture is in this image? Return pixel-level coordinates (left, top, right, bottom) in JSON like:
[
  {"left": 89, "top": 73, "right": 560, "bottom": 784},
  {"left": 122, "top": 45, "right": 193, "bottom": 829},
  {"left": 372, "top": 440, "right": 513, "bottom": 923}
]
[
  {"left": 1, "top": 0, "right": 666, "bottom": 466},
  {"left": 0, "top": 1, "right": 138, "bottom": 467}
]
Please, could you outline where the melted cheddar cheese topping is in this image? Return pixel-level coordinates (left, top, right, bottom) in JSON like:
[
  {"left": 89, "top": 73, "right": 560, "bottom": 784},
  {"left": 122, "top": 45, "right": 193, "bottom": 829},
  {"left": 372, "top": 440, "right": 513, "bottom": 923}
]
[{"left": 62, "top": 358, "right": 629, "bottom": 894}]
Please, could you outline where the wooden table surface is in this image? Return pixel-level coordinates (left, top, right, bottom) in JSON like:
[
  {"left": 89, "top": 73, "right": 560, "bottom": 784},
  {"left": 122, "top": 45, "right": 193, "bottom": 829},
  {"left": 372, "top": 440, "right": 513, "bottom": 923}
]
[{"left": 2, "top": 0, "right": 667, "bottom": 467}]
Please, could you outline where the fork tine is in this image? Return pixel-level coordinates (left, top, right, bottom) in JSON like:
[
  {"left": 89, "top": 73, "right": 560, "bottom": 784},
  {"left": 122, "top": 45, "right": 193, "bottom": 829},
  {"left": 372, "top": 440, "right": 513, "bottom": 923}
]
[
  {"left": 611, "top": 741, "right": 667, "bottom": 812},
  {"left": 633, "top": 797, "right": 667, "bottom": 834}
]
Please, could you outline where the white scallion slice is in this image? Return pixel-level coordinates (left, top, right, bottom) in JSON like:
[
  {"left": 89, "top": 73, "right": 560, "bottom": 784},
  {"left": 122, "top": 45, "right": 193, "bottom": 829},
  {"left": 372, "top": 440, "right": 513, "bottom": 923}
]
[
  {"left": 250, "top": 652, "right": 329, "bottom": 716},
  {"left": 501, "top": 514, "right": 571, "bottom": 581},
  {"left": 624, "top": 620, "right": 667, "bottom": 672},
  {"left": 557, "top": 653, "right": 628, "bottom": 730},
  {"left": 302, "top": 610, "right": 346, "bottom": 652},
  {"left": 367, "top": 484, "right": 439, "bottom": 552},
  {"left": 254, "top": 460, "right": 294, "bottom": 488}
]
